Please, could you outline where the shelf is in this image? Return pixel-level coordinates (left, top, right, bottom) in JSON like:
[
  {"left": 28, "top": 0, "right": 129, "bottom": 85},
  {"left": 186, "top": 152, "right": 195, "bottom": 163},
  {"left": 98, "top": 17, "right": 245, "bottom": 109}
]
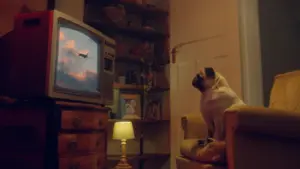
[
  {"left": 115, "top": 56, "right": 170, "bottom": 72},
  {"left": 113, "top": 83, "right": 169, "bottom": 93},
  {"left": 149, "top": 86, "right": 170, "bottom": 93},
  {"left": 114, "top": 83, "right": 144, "bottom": 90},
  {"left": 115, "top": 56, "right": 149, "bottom": 65},
  {"left": 86, "top": 20, "right": 169, "bottom": 40},
  {"left": 85, "top": 0, "right": 169, "bottom": 17},
  {"left": 84, "top": 1, "right": 170, "bottom": 169},
  {"left": 116, "top": 1, "right": 169, "bottom": 17},
  {"left": 108, "top": 119, "right": 170, "bottom": 123},
  {"left": 107, "top": 153, "right": 170, "bottom": 161}
]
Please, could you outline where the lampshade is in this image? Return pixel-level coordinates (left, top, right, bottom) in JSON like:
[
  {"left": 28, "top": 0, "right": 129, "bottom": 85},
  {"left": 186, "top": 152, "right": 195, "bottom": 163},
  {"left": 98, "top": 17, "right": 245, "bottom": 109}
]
[{"left": 113, "top": 121, "right": 135, "bottom": 140}]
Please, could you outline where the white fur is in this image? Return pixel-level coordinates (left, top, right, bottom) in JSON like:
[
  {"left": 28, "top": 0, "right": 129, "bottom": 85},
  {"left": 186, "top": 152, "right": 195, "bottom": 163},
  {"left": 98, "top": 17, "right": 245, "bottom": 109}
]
[{"left": 200, "top": 72, "right": 245, "bottom": 141}]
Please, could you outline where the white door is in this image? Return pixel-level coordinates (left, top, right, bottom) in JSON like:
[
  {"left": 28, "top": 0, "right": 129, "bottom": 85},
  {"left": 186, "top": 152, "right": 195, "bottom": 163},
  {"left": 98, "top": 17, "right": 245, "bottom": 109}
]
[{"left": 169, "top": 0, "right": 244, "bottom": 169}]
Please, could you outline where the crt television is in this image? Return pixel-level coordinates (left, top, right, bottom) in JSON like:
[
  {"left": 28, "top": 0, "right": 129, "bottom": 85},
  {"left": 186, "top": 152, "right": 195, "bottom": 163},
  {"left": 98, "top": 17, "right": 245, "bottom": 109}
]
[{"left": 3, "top": 10, "right": 115, "bottom": 105}]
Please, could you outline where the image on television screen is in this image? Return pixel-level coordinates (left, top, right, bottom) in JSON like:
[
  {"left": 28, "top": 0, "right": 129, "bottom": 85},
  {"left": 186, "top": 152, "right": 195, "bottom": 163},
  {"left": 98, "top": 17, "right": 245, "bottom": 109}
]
[{"left": 55, "top": 25, "right": 99, "bottom": 93}]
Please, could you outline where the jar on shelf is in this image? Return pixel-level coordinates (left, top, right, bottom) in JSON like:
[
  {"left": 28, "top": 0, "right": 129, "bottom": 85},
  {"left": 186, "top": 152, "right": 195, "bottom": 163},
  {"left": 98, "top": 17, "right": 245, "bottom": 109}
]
[{"left": 102, "top": 4, "right": 126, "bottom": 25}]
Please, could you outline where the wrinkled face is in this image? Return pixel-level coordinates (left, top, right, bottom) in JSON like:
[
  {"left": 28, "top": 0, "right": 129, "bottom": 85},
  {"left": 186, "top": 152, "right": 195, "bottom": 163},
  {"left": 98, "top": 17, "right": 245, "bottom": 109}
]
[{"left": 192, "top": 67, "right": 216, "bottom": 92}]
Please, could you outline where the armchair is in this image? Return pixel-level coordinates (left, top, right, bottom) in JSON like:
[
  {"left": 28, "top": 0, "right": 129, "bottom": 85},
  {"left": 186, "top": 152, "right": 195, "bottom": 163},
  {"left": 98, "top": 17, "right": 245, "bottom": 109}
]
[
  {"left": 177, "top": 113, "right": 226, "bottom": 169},
  {"left": 176, "top": 70, "right": 300, "bottom": 169}
]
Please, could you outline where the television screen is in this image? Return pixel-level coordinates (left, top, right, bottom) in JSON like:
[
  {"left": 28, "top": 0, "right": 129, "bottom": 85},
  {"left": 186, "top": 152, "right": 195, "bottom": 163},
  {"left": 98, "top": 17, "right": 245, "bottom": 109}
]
[{"left": 55, "top": 20, "right": 100, "bottom": 94}]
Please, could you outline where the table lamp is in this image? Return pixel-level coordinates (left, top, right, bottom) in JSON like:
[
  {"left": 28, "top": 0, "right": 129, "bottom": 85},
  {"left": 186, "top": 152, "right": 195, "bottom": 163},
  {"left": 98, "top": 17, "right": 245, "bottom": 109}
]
[{"left": 113, "top": 121, "right": 135, "bottom": 169}]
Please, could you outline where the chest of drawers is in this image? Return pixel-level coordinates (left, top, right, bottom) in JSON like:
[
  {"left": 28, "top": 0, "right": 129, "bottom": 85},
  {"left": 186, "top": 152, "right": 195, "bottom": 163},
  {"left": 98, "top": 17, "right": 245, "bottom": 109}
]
[{"left": 0, "top": 98, "right": 108, "bottom": 169}]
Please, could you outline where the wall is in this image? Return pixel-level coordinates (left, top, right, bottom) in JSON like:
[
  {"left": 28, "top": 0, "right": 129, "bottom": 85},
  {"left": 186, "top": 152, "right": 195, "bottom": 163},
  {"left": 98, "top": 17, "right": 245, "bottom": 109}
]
[
  {"left": 0, "top": 0, "right": 47, "bottom": 36},
  {"left": 0, "top": 0, "right": 84, "bottom": 37},
  {"left": 259, "top": 0, "right": 300, "bottom": 106},
  {"left": 55, "top": 0, "right": 84, "bottom": 21}
]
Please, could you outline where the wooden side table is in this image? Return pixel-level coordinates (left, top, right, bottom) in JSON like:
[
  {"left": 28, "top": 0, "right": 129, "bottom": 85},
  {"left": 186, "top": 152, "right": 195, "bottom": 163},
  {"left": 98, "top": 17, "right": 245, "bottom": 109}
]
[{"left": 0, "top": 97, "right": 109, "bottom": 169}]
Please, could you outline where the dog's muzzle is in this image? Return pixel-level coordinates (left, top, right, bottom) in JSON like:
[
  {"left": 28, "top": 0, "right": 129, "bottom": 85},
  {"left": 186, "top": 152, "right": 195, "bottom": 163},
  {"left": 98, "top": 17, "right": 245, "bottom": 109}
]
[{"left": 192, "top": 74, "right": 205, "bottom": 92}]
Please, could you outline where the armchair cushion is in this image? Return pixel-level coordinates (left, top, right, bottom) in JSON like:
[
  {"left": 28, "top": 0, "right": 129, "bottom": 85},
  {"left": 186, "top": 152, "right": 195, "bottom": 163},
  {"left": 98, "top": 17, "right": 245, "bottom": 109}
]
[
  {"left": 177, "top": 156, "right": 226, "bottom": 169},
  {"left": 180, "top": 139, "right": 204, "bottom": 159},
  {"left": 180, "top": 139, "right": 226, "bottom": 164}
]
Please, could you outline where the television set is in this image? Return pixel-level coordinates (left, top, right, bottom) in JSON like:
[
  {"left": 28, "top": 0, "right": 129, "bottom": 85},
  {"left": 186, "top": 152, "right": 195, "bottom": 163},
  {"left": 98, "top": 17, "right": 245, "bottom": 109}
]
[{"left": 1, "top": 10, "right": 115, "bottom": 105}]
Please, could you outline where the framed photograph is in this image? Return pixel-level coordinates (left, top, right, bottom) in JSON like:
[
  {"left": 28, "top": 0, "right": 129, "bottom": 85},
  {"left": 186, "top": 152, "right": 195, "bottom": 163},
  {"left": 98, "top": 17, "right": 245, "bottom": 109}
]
[
  {"left": 119, "top": 93, "right": 141, "bottom": 120},
  {"left": 144, "top": 93, "right": 162, "bottom": 120}
]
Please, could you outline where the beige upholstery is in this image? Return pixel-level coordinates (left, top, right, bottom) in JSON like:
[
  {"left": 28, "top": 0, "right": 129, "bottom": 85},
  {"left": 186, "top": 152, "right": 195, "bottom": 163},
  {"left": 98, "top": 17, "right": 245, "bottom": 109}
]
[
  {"left": 178, "top": 114, "right": 226, "bottom": 169},
  {"left": 181, "top": 113, "right": 207, "bottom": 139},
  {"left": 176, "top": 70, "right": 300, "bottom": 169},
  {"left": 177, "top": 156, "right": 225, "bottom": 169},
  {"left": 180, "top": 139, "right": 204, "bottom": 159},
  {"left": 269, "top": 70, "right": 300, "bottom": 112},
  {"left": 225, "top": 106, "right": 300, "bottom": 169},
  {"left": 180, "top": 138, "right": 226, "bottom": 164}
]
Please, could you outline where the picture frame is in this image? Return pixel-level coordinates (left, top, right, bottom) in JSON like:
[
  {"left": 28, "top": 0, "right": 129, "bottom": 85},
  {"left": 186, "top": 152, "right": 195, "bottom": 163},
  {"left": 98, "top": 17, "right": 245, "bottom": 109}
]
[
  {"left": 119, "top": 92, "right": 141, "bottom": 120},
  {"left": 143, "top": 93, "right": 162, "bottom": 120}
]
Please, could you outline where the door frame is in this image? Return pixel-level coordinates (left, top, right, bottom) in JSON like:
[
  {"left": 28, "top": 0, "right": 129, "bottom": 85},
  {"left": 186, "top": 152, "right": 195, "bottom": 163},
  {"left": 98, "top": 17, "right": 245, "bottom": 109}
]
[{"left": 238, "top": 0, "right": 264, "bottom": 106}]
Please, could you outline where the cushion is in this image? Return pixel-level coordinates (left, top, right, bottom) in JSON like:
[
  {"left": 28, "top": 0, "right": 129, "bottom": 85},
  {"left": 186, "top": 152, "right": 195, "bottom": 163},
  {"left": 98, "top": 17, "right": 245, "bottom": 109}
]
[
  {"left": 176, "top": 156, "right": 227, "bottom": 169},
  {"left": 180, "top": 139, "right": 205, "bottom": 159},
  {"left": 180, "top": 139, "right": 226, "bottom": 164}
]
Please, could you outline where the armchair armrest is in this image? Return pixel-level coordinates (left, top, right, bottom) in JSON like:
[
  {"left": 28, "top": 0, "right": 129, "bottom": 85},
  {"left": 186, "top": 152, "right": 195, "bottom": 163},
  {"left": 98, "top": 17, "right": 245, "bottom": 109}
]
[
  {"left": 225, "top": 105, "right": 300, "bottom": 169},
  {"left": 225, "top": 105, "right": 300, "bottom": 138},
  {"left": 181, "top": 113, "right": 207, "bottom": 139}
]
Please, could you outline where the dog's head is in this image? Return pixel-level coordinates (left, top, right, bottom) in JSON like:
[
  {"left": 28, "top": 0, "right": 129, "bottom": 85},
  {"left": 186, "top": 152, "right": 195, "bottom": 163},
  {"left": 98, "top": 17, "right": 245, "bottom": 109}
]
[{"left": 192, "top": 67, "right": 216, "bottom": 92}]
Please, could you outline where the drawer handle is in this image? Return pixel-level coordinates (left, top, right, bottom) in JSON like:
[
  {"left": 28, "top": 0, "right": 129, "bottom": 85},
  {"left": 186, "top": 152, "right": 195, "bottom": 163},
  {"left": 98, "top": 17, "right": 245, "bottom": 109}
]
[
  {"left": 72, "top": 117, "right": 82, "bottom": 128},
  {"left": 69, "top": 162, "right": 80, "bottom": 169},
  {"left": 67, "top": 140, "right": 77, "bottom": 151}
]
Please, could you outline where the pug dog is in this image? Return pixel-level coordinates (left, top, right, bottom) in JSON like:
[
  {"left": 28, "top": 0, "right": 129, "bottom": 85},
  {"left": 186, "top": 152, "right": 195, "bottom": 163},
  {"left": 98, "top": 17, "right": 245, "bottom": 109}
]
[{"left": 192, "top": 67, "right": 245, "bottom": 141}]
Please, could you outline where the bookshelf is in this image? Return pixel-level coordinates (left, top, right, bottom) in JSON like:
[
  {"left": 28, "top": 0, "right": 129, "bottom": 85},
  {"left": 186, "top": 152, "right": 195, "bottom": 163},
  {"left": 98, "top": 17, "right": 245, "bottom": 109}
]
[{"left": 84, "top": 0, "right": 170, "bottom": 169}]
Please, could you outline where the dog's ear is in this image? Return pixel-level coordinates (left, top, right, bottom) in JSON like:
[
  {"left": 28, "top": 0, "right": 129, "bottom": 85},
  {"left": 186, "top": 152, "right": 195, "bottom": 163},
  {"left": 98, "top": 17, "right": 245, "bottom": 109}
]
[{"left": 205, "top": 67, "right": 215, "bottom": 79}]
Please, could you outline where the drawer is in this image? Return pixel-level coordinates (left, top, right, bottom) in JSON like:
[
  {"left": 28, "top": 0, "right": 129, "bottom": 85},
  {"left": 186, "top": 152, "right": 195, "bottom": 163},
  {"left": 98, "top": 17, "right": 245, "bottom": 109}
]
[
  {"left": 59, "top": 154, "right": 105, "bottom": 169},
  {"left": 0, "top": 154, "right": 44, "bottom": 169},
  {"left": 58, "top": 133, "right": 106, "bottom": 155},
  {"left": 61, "top": 110, "right": 108, "bottom": 130}
]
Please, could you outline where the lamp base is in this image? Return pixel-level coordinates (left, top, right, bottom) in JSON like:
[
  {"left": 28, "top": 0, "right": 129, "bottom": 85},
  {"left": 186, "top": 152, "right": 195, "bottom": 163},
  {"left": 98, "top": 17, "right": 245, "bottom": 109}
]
[
  {"left": 114, "top": 160, "right": 133, "bottom": 169},
  {"left": 114, "top": 139, "right": 133, "bottom": 169}
]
